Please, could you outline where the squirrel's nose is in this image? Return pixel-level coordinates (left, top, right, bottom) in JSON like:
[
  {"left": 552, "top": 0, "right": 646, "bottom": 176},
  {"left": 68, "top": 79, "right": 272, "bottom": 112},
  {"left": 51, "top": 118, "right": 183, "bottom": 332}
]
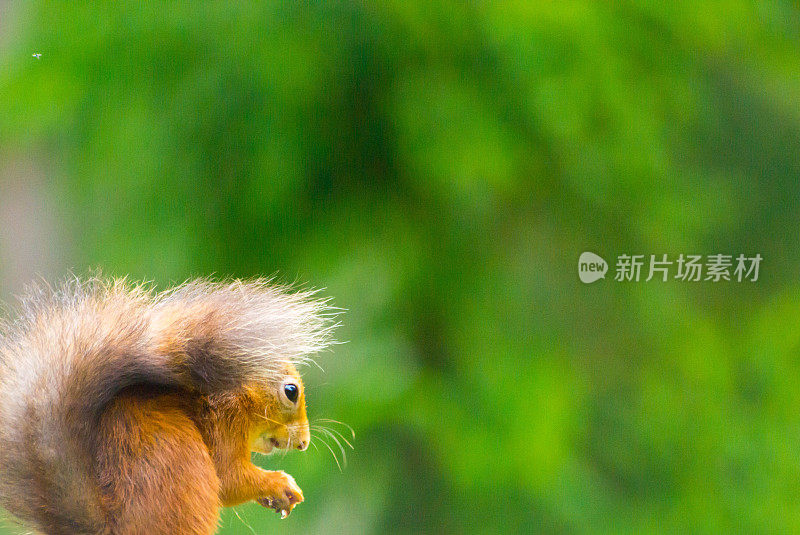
[{"left": 297, "top": 440, "right": 308, "bottom": 451}]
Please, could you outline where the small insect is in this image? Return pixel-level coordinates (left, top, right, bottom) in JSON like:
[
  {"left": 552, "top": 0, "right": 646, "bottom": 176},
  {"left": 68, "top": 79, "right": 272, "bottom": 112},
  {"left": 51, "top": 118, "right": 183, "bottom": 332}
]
[{"left": 32, "top": 53, "right": 42, "bottom": 59}]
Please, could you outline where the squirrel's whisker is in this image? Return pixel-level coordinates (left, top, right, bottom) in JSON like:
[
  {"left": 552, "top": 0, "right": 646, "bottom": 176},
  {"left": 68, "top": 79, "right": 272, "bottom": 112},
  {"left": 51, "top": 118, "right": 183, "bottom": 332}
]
[
  {"left": 231, "top": 506, "right": 257, "bottom": 535},
  {"left": 314, "top": 427, "right": 347, "bottom": 467},
  {"left": 311, "top": 424, "right": 353, "bottom": 451},
  {"left": 314, "top": 418, "right": 355, "bottom": 439},
  {"left": 259, "top": 411, "right": 284, "bottom": 426},
  {"left": 310, "top": 431, "right": 342, "bottom": 471},
  {"left": 316, "top": 424, "right": 353, "bottom": 450}
]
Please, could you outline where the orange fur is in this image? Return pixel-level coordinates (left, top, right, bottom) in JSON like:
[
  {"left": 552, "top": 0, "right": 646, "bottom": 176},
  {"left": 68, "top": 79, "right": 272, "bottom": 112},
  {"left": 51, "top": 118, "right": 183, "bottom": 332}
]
[{"left": 96, "top": 369, "right": 309, "bottom": 534}]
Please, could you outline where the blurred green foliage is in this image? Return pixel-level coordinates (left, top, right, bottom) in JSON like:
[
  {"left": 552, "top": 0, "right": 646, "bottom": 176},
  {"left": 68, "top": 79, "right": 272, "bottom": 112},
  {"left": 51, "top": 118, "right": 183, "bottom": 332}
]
[{"left": 2, "top": 1, "right": 800, "bottom": 533}]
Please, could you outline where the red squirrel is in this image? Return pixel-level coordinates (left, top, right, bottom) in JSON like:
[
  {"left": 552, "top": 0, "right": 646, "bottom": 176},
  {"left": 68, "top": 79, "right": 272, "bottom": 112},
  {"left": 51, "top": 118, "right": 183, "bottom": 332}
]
[{"left": 0, "top": 277, "right": 336, "bottom": 534}]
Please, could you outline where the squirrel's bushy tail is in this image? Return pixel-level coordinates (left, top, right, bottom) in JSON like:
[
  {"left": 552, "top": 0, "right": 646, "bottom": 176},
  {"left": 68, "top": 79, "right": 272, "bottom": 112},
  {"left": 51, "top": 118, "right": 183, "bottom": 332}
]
[{"left": 0, "top": 276, "right": 334, "bottom": 534}]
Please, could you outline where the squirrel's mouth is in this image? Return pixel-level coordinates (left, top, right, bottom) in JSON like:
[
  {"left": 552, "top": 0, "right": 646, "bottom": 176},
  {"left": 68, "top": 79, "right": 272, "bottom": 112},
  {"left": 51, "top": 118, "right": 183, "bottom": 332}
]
[
  {"left": 252, "top": 435, "right": 276, "bottom": 455},
  {"left": 253, "top": 435, "right": 291, "bottom": 455}
]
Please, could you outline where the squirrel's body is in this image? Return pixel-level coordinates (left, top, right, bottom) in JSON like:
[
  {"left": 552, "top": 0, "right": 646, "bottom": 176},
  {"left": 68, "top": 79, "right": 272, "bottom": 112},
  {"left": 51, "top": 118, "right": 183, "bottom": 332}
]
[{"left": 0, "top": 277, "right": 333, "bottom": 534}]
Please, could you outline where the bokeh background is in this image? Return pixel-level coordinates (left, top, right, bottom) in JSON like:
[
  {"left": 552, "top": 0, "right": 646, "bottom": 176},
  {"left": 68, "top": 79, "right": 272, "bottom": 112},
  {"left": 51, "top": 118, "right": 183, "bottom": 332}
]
[{"left": 2, "top": 2, "right": 800, "bottom": 533}]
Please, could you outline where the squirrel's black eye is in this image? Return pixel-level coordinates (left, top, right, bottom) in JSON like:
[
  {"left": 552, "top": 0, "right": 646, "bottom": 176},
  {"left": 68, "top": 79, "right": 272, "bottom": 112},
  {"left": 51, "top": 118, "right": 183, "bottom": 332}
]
[{"left": 283, "top": 383, "right": 299, "bottom": 403}]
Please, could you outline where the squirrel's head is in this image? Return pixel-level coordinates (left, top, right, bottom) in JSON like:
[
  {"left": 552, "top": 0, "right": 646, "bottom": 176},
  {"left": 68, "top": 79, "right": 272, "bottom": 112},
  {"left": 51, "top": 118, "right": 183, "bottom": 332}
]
[{"left": 249, "top": 364, "right": 310, "bottom": 454}]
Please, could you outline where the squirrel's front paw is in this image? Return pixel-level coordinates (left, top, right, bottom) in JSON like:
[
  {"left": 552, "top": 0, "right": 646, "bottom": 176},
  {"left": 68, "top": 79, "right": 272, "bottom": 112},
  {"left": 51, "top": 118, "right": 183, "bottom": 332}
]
[{"left": 256, "top": 471, "right": 304, "bottom": 519}]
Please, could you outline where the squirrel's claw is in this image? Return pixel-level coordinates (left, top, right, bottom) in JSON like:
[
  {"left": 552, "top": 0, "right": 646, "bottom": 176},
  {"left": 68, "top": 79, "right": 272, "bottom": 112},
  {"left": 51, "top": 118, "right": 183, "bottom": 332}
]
[
  {"left": 256, "top": 471, "right": 304, "bottom": 519},
  {"left": 256, "top": 497, "right": 274, "bottom": 509},
  {"left": 256, "top": 497, "right": 298, "bottom": 519}
]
